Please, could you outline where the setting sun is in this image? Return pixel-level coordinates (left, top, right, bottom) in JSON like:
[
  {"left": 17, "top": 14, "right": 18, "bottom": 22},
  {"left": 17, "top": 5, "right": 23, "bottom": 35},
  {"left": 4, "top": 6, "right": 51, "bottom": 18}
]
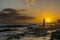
[{"left": 45, "top": 18, "right": 51, "bottom": 23}]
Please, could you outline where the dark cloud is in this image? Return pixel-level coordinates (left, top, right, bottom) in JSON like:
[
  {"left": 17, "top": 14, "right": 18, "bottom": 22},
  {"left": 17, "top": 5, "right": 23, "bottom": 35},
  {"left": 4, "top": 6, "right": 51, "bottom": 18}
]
[
  {"left": 0, "top": 16, "right": 34, "bottom": 24},
  {"left": 0, "top": 8, "right": 34, "bottom": 24}
]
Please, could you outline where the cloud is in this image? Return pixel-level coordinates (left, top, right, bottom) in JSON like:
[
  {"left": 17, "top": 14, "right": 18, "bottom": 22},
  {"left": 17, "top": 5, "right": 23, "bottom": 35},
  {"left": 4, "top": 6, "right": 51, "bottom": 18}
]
[
  {"left": 26, "top": 0, "right": 36, "bottom": 6},
  {"left": 0, "top": 13, "right": 34, "bottom": 24},
  {"left": 0, "top": 12, "right": 34, "bottom": 19},
  {"left": 0, "top": 8, "right": 35, "bottom": 23},
  {"left": 0, "top": 15, "right": 34, "bottom": 24}
]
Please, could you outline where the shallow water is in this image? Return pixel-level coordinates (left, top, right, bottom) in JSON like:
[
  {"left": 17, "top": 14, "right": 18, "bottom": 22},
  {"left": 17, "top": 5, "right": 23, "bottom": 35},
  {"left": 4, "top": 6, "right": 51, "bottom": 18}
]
[
  {"left": 0, "top": 27, "right": 50, "bottom": 40},
  {"left": 0, "top": 27, "right": 27, "bottom": 40}
]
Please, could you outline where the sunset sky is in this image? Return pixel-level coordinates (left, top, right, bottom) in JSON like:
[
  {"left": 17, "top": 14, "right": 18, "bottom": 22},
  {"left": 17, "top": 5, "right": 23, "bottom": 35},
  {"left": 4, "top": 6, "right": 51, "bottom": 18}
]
[{"left": 0, "top": 0, "right": 60, "bottom": 23}]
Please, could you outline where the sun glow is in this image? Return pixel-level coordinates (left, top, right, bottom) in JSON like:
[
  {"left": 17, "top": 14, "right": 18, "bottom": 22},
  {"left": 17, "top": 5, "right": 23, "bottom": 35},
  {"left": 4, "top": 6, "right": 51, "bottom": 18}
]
[
  {"left": 32, "top": 11, "right": 58, "bottom": 23},
  {"left": 46, "top": 18, "right": 51, "bottom": 23}
]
